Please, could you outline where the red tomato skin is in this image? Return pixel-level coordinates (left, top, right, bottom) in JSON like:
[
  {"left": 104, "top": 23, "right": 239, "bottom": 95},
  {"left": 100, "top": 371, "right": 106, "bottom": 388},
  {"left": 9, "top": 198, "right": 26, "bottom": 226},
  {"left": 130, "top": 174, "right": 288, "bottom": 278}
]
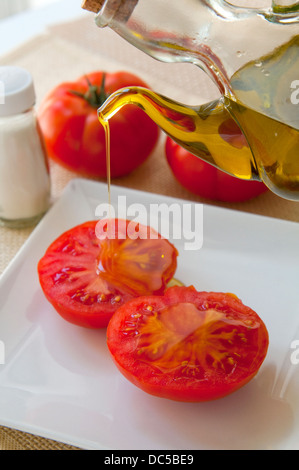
[
  {"left": 38, "top": 71, "right": 160, "bottom": 178},
  {"left": 107, "top": 286, "right": 269, "bottom": 402},
  {"left": 165, "top": 137, "right": 268, "bottom": 202}
]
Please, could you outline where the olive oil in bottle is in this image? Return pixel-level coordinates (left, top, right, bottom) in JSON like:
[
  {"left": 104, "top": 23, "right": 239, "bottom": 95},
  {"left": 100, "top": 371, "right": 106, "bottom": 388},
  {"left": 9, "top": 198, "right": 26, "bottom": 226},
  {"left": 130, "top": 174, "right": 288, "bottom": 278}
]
[{"left": 99, "top": 35, "right": 299, "bottom": 200}]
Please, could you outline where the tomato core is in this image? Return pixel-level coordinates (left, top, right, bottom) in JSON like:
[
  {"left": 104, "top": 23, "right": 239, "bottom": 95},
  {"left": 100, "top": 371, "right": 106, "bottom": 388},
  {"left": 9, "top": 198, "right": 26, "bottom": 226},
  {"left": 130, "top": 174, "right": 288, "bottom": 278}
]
[{"left": 123, "top": 301, "right": 263, "bottom": 377}]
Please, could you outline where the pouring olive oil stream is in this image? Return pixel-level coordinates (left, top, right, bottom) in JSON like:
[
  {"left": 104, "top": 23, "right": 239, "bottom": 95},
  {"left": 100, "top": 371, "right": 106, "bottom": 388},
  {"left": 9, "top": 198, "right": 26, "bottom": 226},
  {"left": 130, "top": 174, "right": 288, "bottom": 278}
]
[{"left": 99, "top": 104, "right": 184, "bottom": 289}]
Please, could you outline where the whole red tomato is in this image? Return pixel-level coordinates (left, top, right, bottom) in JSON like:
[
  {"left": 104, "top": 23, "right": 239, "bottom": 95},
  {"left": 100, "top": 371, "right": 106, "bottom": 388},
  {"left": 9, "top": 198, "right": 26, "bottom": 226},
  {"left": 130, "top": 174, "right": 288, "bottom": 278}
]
[
  {"left": 38, "top": 71, "right": 159, "bottom": 178},
  {"left": 165, "top": 137, "right": 268, "bottom": 202}
]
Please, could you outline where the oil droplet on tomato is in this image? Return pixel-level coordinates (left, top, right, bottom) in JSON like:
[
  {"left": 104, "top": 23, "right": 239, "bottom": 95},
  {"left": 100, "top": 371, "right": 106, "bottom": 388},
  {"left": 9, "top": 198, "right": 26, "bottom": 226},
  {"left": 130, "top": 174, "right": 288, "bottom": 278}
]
[{"left": 167, "top": 278, "right": 185, "bottom": 288}]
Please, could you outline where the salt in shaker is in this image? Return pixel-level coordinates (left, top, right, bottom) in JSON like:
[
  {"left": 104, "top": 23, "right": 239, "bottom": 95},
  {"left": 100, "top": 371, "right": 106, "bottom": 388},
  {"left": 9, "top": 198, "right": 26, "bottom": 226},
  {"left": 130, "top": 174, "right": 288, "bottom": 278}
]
[{"left": 0, "top": 66, "right": 51, "bottom": 228}]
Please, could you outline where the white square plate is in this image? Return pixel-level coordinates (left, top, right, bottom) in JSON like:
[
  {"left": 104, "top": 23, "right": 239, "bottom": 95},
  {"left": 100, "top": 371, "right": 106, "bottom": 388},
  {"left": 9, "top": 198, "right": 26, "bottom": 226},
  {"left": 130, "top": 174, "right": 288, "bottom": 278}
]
[{"left": 0, "top": 178, "right": 299, "bottom": 450}]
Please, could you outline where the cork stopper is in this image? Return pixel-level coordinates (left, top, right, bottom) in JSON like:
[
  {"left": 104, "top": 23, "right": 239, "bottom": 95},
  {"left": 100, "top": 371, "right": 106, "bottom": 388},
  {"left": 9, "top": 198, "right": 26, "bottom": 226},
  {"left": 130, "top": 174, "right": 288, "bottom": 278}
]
[
  {"left": 81, "top": 0, "right": 105, "bottom": 13},
  {"left": 82, "top": 0, "right": 138, "bottom": 22}
]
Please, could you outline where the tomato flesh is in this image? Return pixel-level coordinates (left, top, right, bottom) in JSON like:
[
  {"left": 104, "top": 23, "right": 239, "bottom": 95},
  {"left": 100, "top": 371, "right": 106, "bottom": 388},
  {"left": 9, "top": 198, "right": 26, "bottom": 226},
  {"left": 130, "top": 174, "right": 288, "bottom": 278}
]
[
  {"left": 107, "top": 286, "right": 269, "bottom": 401},
  {"left": 37, "top": 220, "right": 178, "bottom": 329}
]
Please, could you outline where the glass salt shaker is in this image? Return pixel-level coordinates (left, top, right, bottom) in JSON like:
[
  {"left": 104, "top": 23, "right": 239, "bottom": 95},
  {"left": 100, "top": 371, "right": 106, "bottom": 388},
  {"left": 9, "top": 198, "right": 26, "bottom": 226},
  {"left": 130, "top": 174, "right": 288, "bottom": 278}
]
[{"left": 0, "top": 66, "right": 51, "bottom": 228}]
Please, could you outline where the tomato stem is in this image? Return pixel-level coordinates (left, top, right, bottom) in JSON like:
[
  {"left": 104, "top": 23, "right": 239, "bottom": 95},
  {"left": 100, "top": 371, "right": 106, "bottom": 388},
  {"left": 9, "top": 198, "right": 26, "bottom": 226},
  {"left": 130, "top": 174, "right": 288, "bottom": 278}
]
[{"left": 70, "top": 74, "right": 108, "bottom": 109}]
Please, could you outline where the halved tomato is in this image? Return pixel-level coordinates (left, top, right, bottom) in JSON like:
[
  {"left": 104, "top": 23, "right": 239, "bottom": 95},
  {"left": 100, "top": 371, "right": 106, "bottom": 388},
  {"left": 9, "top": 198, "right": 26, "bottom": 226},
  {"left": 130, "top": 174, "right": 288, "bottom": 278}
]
[
  {"left": 107, "top": 286, "right": 269, "bottom": 402},
  {"left": 37, "top": 219, "right": 178, "bottom": 329}
]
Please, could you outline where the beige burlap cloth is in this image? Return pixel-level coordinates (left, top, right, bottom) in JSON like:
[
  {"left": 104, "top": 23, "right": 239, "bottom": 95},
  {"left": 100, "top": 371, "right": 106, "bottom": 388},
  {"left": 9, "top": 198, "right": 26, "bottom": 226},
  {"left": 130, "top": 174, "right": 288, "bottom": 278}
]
[{"left": 0, "top": 13, "right": 299, "bottom": 450}]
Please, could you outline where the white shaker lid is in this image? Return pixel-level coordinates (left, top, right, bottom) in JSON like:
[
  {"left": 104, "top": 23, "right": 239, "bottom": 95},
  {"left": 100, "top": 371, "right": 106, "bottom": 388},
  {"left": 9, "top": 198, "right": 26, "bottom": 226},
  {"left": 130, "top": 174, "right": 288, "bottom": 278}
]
[{"left": 0, "top": 66, "right": 36, "bottom": 117}]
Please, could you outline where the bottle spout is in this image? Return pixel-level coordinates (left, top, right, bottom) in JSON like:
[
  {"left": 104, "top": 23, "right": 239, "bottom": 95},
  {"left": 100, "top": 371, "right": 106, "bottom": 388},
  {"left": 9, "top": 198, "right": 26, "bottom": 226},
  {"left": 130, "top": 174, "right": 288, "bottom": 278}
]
[
  {"left": 99, "top": 86, "right": 201, "bottom": 143},
  {"left": 98, "top": 86, "right": 259, "bottom": 182}
]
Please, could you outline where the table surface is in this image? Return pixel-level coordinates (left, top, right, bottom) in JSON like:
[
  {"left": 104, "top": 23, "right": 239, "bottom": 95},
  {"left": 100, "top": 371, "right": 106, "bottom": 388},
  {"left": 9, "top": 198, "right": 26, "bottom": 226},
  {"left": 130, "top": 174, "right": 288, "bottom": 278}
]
[{"left": 0, "top": 0, "right": 299, "bottom": 451}]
